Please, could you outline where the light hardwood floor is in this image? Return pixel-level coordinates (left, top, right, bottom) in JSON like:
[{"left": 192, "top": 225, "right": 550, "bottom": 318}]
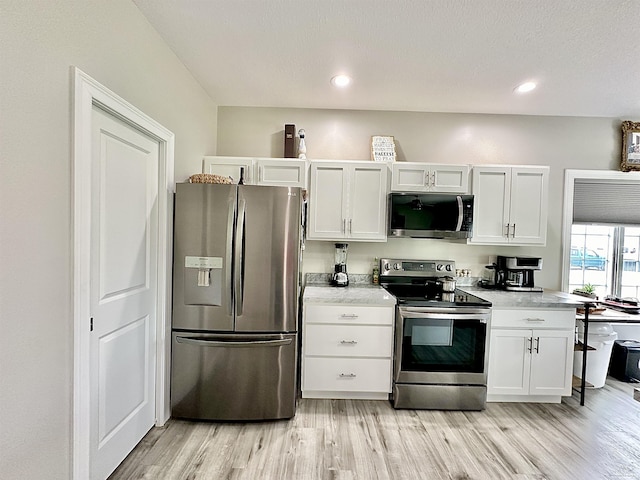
[{"left": 110, "top": 379, "right": 640, "bottom": 479}]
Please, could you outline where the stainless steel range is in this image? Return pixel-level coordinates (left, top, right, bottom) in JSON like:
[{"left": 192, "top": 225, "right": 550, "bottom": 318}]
[{"left": 380, "top": 258, "right": 492, "bottom": 411}]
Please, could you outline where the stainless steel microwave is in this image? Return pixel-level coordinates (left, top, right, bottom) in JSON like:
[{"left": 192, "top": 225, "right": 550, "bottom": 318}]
[{"left": 388, "top": 193, "right": 474, "bottom": 239}]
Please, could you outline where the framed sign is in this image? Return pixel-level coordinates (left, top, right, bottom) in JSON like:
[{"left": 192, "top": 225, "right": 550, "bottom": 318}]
[
  {"left": 621, "top": 121, "right": 640, "bottom": 171},
  {"left": 371, "top": 135, "right": 396, "bottom": 162}
]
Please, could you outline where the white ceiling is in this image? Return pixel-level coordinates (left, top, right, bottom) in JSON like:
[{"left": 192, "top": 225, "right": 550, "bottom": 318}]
[{"left": 133, "top": 0, "right": 640, "bottom": 118}]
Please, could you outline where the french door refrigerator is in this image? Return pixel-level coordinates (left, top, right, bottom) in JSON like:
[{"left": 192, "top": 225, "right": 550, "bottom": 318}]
[{"left": 171, "top": 182, "right": 302, "bottom": 421}]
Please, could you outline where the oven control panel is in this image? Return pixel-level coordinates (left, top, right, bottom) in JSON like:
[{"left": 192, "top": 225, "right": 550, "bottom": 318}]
[{"left": 380, "top": 258, "right": 455, "bottom": 277}]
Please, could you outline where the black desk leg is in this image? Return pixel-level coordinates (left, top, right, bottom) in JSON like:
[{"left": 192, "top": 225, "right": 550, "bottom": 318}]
[{"left": 580, "top": 304, "right": 590, "bottom": 406}]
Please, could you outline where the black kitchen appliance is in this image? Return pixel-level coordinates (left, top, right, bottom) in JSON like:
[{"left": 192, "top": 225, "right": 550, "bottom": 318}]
[
  {"left": 380, "top": 258, "right": 492, "bottom": 410},
  {"left": 496, "top": 255, "right": 543, "bottom": 292},
  {"left": 332, "top": 243, "right": 349, "bottom": 287}
]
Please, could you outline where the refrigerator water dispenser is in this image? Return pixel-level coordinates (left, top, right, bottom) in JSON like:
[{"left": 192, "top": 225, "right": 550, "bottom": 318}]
[{"left": 184, "top": 256, "right": 223, "bottom": 306}]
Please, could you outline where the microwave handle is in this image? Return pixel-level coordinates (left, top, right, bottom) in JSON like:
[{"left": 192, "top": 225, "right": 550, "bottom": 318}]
[{"left": 455, "top": 195, "right": 463, "bottom": 231}]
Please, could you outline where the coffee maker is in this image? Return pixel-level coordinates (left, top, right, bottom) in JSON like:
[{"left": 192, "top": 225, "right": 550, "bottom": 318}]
[
  {"left": 332, "top": 243, "right": 349, "bottom": 287},
  {"left": 496, "top": 255, "right": 543, "bottom": 292}
]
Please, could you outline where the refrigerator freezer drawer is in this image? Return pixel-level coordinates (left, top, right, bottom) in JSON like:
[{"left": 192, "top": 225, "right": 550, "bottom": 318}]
[{"left": 171, "top": 332, "right": 297, "bottom": 421}]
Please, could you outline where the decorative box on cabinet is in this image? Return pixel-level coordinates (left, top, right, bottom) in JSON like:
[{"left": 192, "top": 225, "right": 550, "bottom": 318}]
[
  {"left": 307, "top": 160, "right": 388, "bottom": 241},
  {"left": 487, "top": 308, "right": 575, "bottom": 403},
  {"left": 469, "top": 165, "right": 549, "bottom": 245},
  {"left": 391, "top": 162, "right": 470, "bottom": 193},
  {"left": 301, "top": 304, "right": 395, "bottom": 399}
]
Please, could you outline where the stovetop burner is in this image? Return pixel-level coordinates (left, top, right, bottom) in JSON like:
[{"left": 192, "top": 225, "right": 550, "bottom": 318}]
[{"left": 381, "top": 284, "right": 491, "bottom": 307}]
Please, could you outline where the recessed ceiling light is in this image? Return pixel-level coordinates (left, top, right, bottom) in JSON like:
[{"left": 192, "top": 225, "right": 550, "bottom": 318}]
[
  {"left": 331, "top": 75, "right": 352, "bottom": 88},
  {"left": 515, "top": 82, "right": 536, "bottom": 94}
]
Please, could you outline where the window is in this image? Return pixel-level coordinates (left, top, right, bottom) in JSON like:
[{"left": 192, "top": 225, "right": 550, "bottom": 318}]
[
  {"left": 569, "top": 225, "right": 640, "bottom": 299},
  {"left": 621, "top": 228, "right": 640, "bottom": 298},
  {"left": 564, "top": 170, "right": 640, "bottom": 299},
  {"left": 568, "top": 226, "right": 610, "bottom": 298}
]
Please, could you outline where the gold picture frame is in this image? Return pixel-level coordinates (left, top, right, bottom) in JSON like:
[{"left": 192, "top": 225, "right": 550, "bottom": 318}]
[{"left": 621, "top": 121, "right": 640, "bottom": 171}]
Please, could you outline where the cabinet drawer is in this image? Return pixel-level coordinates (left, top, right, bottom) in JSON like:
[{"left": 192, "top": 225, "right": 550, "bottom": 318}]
[
  {"left": 491, "top": 308, "right": 575, "bottom": 329},
  {"left": 303, "top": 357, "right": 392, "bottom": 392},
  {"left": 304, "top": 324, "right": 393, "bottom": 357},
  {"left": 305, "top": 305, "right": 393, "bottom": 325}
]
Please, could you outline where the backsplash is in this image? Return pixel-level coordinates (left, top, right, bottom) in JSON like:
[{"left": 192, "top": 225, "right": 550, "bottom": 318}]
[
  {"left": 300, "top": 239, "right": 551, "bottom": 288},
  {"left": 305, "top": 273, "right": 372, "bottom": 286},
  {"left": 304, "top": 272, "right": 479, "bottom": 287}
]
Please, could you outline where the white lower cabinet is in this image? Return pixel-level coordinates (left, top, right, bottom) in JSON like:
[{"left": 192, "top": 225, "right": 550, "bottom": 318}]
[
  {"left": 304, "top": 357, "right": 392, "bottom": 393},
  {"left": 302, "top": 304, "right": 394, "bottom": 399},
  {"left": 487, "top": 308, "right": 575, "bottom": 403}
]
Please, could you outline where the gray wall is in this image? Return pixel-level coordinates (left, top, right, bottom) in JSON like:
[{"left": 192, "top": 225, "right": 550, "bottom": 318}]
[
  {"left": 0, "top": 1, "right": 217, "bottom": 478},
  {"left": 217, "top": 107, "right": 625, "bottom": 288}
]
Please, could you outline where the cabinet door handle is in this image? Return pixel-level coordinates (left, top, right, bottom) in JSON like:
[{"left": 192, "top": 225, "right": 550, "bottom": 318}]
[
  {"left": 527, "top": 337, "right": 533, "bottom": 353},
  {"left": 504, "top": 223, "right": 510, "bottom": 237},
  {"left": 340, "top": 340, "right": 358, "bottom": 345},
  {"left": 339, "top": 373, "right": 357, "bottom": 378},
  {"left": 511, "top": 223, "right": 516, "bottom": 238},
  {"left": 525, "top": 318, "right": 545, "bottom": 322},
  {"left": 535, "top": 336, "right": 540, "bottom": 354},
  {"left": 424, "top": 171, "right": 429, "bottom": 187},
  {"left": 431, "top": 172, "right": 436, "bottom": 187},
  {"left": 340, "top": 314, "right": 359, "bottom": 319},
  {"left": 342, "top": 218, "right": 346, "bottom": 234},
  {"left": 349, "top": 219, "right": 352, "bottom": 234}
]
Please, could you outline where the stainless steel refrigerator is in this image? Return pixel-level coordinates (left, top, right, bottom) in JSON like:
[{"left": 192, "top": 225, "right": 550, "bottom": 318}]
[{"left": 170, "top": 182, "right": 302, "bottom": 421}]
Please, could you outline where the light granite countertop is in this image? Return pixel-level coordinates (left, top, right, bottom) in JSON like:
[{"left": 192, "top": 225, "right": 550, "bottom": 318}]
[
  {"left": 303, "top": 273, "right": 397, "bottom": 306},
  {"left": 460, "top": 286, "right": 589, "bottom": 309},
  {"left": 302, "top": 273, "right": 588, "bottom": 309},
  {"left": 302, "top": 284, "right": 397, "bottom": 306}
]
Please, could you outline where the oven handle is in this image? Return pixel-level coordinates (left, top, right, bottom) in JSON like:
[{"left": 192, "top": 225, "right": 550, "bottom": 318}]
[{"left": 398, "top": 310, "right": 490, "bottom": 322}]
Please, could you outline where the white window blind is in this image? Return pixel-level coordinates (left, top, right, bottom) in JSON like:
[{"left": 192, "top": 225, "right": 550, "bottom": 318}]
[{"left": 573, "top": 180, "right": 640, "bottom": 225}]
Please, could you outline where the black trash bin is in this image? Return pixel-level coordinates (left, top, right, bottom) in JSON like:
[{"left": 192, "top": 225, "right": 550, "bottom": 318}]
[{"left": 610, "top": 340, "right": 640, "bottom": 382}]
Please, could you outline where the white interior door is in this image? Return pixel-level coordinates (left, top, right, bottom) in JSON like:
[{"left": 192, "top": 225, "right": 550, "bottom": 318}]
[{"left": 90, "top": 106, "right": 159, "bottom": 479}]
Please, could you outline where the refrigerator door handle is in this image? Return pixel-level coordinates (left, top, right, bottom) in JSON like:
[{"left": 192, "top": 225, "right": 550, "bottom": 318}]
[
  {"left": 235, "top": 195, "right": 246, "bottom": 316},
  {"left": 175, "top": 336, "right": 293, "bottom": 348},
  {"left": 226, "top": 189, "right": 236, "bottom": 316}
]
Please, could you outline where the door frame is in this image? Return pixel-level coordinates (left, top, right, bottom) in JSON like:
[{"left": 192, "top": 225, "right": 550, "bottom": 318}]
[{"left": 71, "top": 67, "right": 174, "bottom": 479}]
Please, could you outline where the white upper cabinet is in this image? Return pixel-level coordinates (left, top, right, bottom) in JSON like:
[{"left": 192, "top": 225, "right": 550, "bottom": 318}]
[
  {"left": 308, "top": 160, "right": 388, "bottom": 242},
  {"left": 469, "top": 165, "right": 549, "bottom": 245},
  {"left": 202, "top": 156, "right": 308, "bottom": 187},
  {"left": 391, "top": 163, "right": 470, "bottom": 193},
  {"left": 254, "top": 158, "right": 308, "bottom": 187},
  {"left": 202, "top": 156, "right": 253, "bottom": 184}
]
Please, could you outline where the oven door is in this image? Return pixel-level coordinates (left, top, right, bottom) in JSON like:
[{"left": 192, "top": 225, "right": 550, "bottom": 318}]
[{"left": 394, "top": 306, "right": 490, "bottom": 385}]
